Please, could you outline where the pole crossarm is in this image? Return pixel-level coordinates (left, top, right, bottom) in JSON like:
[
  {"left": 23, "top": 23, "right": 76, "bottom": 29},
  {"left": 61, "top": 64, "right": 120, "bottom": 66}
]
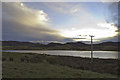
[{"left": 70, "top": 38, "right": 87, "bottom": 39}]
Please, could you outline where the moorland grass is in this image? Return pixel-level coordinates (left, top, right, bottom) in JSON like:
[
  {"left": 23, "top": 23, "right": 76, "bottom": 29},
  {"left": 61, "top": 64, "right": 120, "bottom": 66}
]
[{"left": 2, "top": 52, "right": 119, "bottom": 78}]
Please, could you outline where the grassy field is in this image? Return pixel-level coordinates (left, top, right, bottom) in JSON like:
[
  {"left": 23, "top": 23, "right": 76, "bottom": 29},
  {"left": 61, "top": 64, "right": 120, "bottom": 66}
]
[{"left": 2, "top": 52, "right": 119, "bottom": 78}]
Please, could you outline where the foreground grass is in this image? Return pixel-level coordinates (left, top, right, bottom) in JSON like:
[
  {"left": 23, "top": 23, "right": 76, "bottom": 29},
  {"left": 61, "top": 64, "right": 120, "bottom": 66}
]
[
  {"left": 3, "top": 62, "right": 117, "bottom": 78},
  {"left": 2, "top": 52, "right": 118, "bottom": 78}
]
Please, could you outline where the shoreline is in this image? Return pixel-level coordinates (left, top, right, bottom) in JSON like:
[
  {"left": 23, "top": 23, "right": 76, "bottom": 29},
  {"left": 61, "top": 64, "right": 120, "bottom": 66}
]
[
  {"left": 2, "top": 49, "right": 119, "bottom": 51},
  {"left": 2, "top": 51, "right": 118, "bottom": 60},
  {"left": 3, "top": 51, "right": 119, "bottom": 60},
  {"left": 2, "top": 50, "right": 119, "bottom": 60}
]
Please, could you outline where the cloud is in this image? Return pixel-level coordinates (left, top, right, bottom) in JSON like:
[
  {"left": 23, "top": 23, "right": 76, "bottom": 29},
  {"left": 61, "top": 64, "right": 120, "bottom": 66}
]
[
  {"left": 101, "top": 2, "right": 119, "bottom": 41},
  {"left": 101, "top": 0, "right": 119, "bottom": 2},
  {"left": 2, "top": 2, "right": 119, "bottom": 43},
  {"left": 2, "top": 2, "right": 68, "bottom": 41},
  {"left": 52, "top": 2, "right": 119, "bottom": 42},
  {"left": 3, "top": 2, "right": 49, "bottom": 26},
  {"left": 102, "top": 2, "right": 118, "bottom": 26},
  {"left": 44, "top": 2, "right": 82, "bottom": 14}
]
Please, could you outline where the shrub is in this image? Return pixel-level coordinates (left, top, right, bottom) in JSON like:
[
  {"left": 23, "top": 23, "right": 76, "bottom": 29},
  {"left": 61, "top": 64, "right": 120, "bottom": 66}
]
[
  {"left": 9, "top": 57, "right": 13, "bottom": 61},
  {"left": 2, "top": 58, "right": 6, "bottom": 61}
]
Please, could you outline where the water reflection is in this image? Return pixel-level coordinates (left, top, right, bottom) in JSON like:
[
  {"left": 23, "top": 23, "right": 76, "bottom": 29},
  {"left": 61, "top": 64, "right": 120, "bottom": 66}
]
[{"left": 3, "top": 50, "right": 119, "bottom": 59}]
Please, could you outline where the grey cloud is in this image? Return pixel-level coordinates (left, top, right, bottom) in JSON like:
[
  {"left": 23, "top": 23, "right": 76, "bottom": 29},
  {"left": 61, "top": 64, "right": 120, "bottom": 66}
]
[{"left": 2, "top": 2, "right": 69, "bottom": 42}]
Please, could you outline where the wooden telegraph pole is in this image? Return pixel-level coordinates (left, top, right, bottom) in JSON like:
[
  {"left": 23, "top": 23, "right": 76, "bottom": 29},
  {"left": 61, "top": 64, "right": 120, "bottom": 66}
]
[
  {"left": 78, "top": 35, "right": 94, "bottom": 62},
  {"left": 89, "top": 35, "right": 94, "bottom": 63}
]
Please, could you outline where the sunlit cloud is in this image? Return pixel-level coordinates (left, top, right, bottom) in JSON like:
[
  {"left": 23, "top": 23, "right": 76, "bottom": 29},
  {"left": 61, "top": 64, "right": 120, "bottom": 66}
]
[
  {"left": 59, "top": 22, "right": 118, "bottom": 41},
  {"left": 20, "top": 3, "right": 24, "bottom": 7},
  {"left": 2, "top": 2, "right": 67, "bottom": 41},
  {"left": 2, "top": 2, "right": 119, "bottom": 43},
  {"left": 3, "top": 2, "right": 50, "bottom": 27},
  {"left": 45, "top": 2, "right": 118, "bottom": 42}
]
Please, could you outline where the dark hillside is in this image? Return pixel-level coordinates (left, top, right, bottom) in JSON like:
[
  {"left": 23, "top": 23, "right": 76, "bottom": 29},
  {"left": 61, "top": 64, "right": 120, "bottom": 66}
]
[{"left": 2, "top": 41, "right": 119, "bottom": 51}]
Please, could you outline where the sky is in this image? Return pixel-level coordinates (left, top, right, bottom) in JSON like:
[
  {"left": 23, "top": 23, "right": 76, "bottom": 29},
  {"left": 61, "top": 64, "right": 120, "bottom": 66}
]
[{"left": 2, "top": 2, "right": 119, "bottom": 43}]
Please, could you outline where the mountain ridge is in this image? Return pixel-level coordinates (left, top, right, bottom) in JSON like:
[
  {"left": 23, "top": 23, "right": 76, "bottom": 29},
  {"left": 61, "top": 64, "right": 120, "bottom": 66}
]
[{"left": 2, "top": 41, "right": 120, "bottom": 51}]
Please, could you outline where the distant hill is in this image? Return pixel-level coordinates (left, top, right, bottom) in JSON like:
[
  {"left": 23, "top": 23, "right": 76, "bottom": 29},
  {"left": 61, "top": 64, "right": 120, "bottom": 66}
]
[
  {"left": 2, "top": 41, "right": 119, "bottom": 51},
  {"left": 2, "top": 41, "right": 44, "bottom": 46}
]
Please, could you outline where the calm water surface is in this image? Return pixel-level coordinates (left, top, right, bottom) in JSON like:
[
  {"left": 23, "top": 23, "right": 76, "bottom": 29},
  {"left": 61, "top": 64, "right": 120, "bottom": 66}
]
[{"left": 3, "top": 50, "right": 119, "bottom": 59}]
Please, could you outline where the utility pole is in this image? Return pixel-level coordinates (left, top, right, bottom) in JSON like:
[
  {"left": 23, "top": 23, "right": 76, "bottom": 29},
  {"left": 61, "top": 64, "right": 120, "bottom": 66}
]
[
  {"left": 89, "top": 35, "right": 94, "bottom": 63},
  {"left": 78, "top": 35, "right": 94, "bottom": 62}
]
